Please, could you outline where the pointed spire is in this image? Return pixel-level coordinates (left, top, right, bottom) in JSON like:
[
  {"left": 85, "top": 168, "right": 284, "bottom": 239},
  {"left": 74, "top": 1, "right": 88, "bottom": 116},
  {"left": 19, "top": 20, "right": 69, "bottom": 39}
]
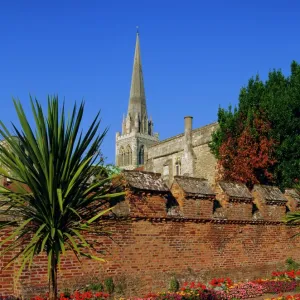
[{"left": 127, "top": 30, "right": 147, "bottom": 118}]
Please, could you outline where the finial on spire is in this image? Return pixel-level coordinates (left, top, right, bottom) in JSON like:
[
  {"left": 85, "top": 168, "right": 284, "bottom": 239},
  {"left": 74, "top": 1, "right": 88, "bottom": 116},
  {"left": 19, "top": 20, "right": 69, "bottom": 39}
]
[{"left": 136, "top": 25, "right": 139, "bottom": 34}]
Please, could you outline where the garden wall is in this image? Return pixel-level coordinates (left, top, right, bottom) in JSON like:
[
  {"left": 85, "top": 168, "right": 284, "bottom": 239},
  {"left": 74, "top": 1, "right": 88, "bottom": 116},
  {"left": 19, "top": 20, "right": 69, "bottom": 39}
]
[
  {"left": 2, "top": 218, "right": 300, "bottom": 297},
  {"left": 1, "top": 171, "right": 300, "bottom": 297}
]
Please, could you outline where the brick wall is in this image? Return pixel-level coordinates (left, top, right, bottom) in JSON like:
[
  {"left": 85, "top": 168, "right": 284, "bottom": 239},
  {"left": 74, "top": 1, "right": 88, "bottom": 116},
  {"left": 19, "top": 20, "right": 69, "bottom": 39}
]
[
  {"left": 2, "top": 219, "right": 300, "bottom": 298},
  {"left": 0, "top": 228, "right": 15, "bottom": 295},
  {"left": 124, "top": 190, "right": 168, "bottom": 218},
  {"left": 2, "top": 186, "right": 300, "bottom": 297},
  {"left": 225, "top": 201, "right": 253, "bottom": 220},
  {"left": 252, "top": 190, "right": 287, "bottom": 221},
  {"left": 181, "top": 198, "right": 213, "bottom": 218},
  {"left": 170, "top": 181, "right": 213, "bottom": 218}
]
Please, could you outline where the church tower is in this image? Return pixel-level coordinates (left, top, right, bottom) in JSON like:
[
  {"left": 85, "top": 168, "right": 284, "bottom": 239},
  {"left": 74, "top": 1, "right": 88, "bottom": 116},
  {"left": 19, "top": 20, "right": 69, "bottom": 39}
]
[{"left": 116, "top": 31, "right": 159, "bottom": 170}]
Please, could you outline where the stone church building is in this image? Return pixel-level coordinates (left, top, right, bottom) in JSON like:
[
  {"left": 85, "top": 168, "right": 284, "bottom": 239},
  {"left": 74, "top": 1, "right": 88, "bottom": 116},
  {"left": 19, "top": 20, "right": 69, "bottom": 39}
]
[{"left": 115, "top": 32, "right": 218, "bottom": 184}]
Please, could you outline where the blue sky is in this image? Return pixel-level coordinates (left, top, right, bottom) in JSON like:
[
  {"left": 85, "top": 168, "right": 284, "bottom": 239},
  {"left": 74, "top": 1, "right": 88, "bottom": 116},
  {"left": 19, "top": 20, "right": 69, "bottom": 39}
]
[{"left": 1, "top": 0, "right": 300, "bottom": 163}]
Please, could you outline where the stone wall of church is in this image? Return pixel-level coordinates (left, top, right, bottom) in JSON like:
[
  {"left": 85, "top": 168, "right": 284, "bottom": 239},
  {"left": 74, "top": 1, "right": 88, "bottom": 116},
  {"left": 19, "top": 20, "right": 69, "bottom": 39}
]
[
  {"left": 116, "top": 132, "right": 158, "bottom": 170},
  {"left": 146, "top": 123, "right": 218, "bottom": 183},
  {"left": 194, "top": 143, "right": 217, "bottom": 183}
]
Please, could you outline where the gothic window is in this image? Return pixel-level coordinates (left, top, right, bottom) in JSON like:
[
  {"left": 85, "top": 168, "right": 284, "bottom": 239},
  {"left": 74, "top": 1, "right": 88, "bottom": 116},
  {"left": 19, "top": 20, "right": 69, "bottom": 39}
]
[
  {"left": 119, "top": 147, "right": 125, "bottom": 166},
  {"left": 148, "top": 121, "right": 152, "bottom": 135},
  {"left": 175, "top": 158, "right": 181, "bottom": 176},
  {"left": 138, "top": 145, "right": 144, "bottom": 165},
  {"left": 126, "top": 145, "right": 132, "bottom": 165},
  {"left": 144, "top": 117, "right": 147, "bottom": 134},
  {"left": 126, "top": 115, "right": 131, "bottom": 134}
]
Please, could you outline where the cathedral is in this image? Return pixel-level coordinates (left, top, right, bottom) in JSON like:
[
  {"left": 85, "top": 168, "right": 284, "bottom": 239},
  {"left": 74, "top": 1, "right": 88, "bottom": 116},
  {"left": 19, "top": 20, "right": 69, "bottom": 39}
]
[{"left": 115, "top": 32, "right": 218, "bottom": 185}]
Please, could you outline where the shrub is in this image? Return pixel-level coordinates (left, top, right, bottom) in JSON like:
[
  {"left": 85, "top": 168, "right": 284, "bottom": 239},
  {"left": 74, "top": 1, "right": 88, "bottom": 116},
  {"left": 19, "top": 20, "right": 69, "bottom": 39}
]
[
  {"left": 62, "top": 289, "right": 71, "bottom": 298},
  {"left": 84, "top": 282, "right": 104, "bottom": 292},
  {"left": 104, "top": 277, "right": 115, "bottom": 294},
  {"left": 286, "top": 258, "right": 300, "bottom": 271},
  {"left": 169, "top": 277, "right": 180, "bottom": 292}
]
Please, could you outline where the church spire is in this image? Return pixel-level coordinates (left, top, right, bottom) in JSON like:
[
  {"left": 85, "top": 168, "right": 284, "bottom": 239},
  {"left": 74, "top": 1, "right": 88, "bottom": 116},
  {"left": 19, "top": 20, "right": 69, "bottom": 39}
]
[
  {"left": 115, "top": 30, "right": 159, "bottom": 169},
  {"left": 127, "top": 31, "right": 147, "bottom": 118}
]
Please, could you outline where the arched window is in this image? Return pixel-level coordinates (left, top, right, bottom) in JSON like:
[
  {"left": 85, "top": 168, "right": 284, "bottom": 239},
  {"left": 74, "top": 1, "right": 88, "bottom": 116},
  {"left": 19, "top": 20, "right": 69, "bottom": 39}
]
[
  {"left": 138, "top": 145, "right": 144, "bottom": 165},
  {"left": 148, "top": 121, "right": 152, "bottom": 136},
  {"left": 175, "top": 158, "right": 181, "bottom": 176},
  {"left": 119, "top": 147, "right": 125, "bottom": 166},
  {"left": 144, "top": 117, "right": 147, "bottom": 134},
  {"left": 138, "top": 116, "right": 142, "bottom": 133},
  {"left": 126, "top": 145, "right": 132, "bottom": 165}
]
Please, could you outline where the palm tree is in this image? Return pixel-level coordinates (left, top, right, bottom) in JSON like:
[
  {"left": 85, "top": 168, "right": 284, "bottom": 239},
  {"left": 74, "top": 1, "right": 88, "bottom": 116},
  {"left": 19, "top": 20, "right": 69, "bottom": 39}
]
[{"left": 0, "top": 97, "right": 124, "bottom": 299}]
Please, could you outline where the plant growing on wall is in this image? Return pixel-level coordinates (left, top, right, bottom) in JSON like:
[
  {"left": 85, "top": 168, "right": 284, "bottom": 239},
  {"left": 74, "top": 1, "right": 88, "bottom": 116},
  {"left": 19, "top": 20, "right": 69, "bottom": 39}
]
[{"left": 0, "top": 97, "right": 124, "bottom": 300}]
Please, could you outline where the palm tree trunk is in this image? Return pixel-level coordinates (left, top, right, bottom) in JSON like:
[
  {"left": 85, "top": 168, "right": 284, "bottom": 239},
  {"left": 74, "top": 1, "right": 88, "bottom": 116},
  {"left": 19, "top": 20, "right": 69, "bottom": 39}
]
[{"left": 49, "top": 253, "right": 58, "bottom": 300}]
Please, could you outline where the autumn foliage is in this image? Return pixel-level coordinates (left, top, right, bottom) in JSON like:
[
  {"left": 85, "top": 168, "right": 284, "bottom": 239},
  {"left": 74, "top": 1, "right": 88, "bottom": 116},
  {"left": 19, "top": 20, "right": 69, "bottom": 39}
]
[
  {"left": 210, "top": 61, "right": 300, "bottom": 188},
  {"left": 217, "top": 114, "right": 277, "bottom": 187}
]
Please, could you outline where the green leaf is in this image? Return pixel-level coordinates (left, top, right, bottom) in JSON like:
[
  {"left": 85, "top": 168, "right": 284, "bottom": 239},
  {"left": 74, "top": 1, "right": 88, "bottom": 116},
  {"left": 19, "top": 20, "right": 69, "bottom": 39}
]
[
  {"left": 57, "top": 188, "right": 63, "bottom": 213},
  {"left": 0, "top": 96, "right": 114, "bottom": 297},
  {"left": 86, "top": 207, "right": 113, "bottom": 225}
]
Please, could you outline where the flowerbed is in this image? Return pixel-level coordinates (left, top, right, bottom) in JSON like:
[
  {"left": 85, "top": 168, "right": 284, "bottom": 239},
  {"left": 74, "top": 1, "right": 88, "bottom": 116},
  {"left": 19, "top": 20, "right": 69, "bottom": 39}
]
[
  {"left": 5, "top": 269, "right": 299, "bottom": 300},
  {"left": 217, "top": 282, "right": 267, "bottom": 299},
  {"left": 265, "top": 295, "right": 300, "bottom": 300},
  {"left": 271, "top": 271, "right": 300, "bottom": 281},
  {"left": 32, "top": 291, "right": 110, "bottom": 300},
  {"left": 253, "top": 280, "right": 297, "bottom": 294},
  {"left": 139, "top": 271, "right": 300, "bottom": 300},
  {"left": 142, "top": 279, "right": 271, "bottom": 300}
]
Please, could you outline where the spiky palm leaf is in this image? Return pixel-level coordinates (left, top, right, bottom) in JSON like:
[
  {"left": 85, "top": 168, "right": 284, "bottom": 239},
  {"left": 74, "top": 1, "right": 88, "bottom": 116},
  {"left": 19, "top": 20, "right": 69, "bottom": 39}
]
[
  {"left": 0, "top": 97, "right": 124, "bottom": 299},
  {"left": 285, "top": 184, "right": 300, "bottom": 237}
]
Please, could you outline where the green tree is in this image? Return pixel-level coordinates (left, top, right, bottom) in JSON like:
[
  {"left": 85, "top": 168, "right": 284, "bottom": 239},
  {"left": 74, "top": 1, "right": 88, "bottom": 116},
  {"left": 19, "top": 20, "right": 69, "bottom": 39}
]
[
  {"left": 91, "top": 164, "right": 121, "bottom": 183},
  {"left": 210, "top": 61, "right": 300, "bottom": 188},
  {"left": 0, "top": 97, "right": 124, "bottom": 299}
]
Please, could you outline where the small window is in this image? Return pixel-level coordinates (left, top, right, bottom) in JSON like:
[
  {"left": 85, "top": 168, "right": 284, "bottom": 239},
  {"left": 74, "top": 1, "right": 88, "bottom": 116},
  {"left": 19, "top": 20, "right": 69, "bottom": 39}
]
[
  {"left": 213, "top": 200, "right": 222, "bottom": 213},
  {"left": 126, "top": 145, "right": 132, "bottom": 165},
  {"left": 138, "top": 145, "right": 144, "bottom": 165},
  {"left": 119, "top": 147, "right": 125, "bottom": 166},
  {"left": 163, "top": 165, "right": 169, "bottom": 176},
  {"left": 252, "top": 203, "right": 259, "bottom": 215},
  {"left": 176, "top": 164, "right": 180, "bottom": 175},
  {"left": 175, "top": 158, "right": 181, "bottom": 176},
  {"left": 148, "top": 121, "right": 152, "bottom": 135}
]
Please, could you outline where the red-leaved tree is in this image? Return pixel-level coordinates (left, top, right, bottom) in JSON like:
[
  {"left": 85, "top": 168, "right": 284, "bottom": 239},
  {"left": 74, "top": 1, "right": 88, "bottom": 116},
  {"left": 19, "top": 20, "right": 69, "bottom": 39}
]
[{"left": 218, "top": 114, "right": 277, "bottom": 187}]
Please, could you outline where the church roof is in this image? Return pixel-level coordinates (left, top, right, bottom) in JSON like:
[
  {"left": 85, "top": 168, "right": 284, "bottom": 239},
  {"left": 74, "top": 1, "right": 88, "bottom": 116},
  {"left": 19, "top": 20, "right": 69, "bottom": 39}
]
[
  {"left": 127, "top": 32, "right": 147, "bottom": 118},
  {"left": 253, "top": 184, "right": 286, "bottom": 202},
  {"left": 218, "top": 181, "right": 252, "bottom": 200},
  {"left": 123, "top": 170, "right": 169, "bottom": 192},
  {"left": 174, "top": 176, "right": 215, "bottom": 197}
]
